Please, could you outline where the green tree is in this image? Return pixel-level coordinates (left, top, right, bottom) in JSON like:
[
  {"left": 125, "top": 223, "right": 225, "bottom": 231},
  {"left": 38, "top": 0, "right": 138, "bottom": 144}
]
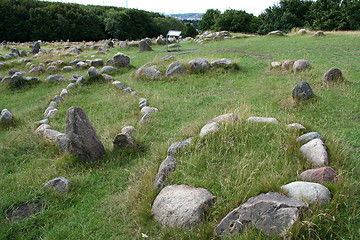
[
  {"left": 308, "top": 0, "right": 342, "bottom": 30},
  {"left": 198, "top": 9, "right": 221, "bottom": 31},
  {"left": 214, "top": 9, "right": 258, "bottom": 33},
  {"left": 183, "top": 23, "right": 198, "bottom": 37}
]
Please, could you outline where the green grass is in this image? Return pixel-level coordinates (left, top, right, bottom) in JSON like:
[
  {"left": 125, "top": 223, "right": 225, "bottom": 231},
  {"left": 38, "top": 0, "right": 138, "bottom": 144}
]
[{"left": 1, "top": 32, "right": 359, "bottom": 239}]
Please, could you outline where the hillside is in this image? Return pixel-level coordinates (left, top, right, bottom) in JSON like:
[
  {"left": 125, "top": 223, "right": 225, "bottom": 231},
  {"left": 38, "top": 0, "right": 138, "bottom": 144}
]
[{"left": 0, "top": 32, "right": 359, "bottom": 239}]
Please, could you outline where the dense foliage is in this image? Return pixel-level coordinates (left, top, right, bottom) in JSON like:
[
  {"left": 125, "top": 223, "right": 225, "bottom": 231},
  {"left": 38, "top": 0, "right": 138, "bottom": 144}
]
[
  {"left": 0, "top": 0, "right": 188, "bottom": 41},
  {"left": 199, "top": 0, "right": 360, "bottom": 34}
]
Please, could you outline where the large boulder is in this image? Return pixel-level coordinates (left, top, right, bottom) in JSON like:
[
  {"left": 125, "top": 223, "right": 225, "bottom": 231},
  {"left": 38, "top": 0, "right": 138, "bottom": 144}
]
[
  {"left": 292, "top": 81, "right": 313, "bottom": 101},
  {"left": 165, "top": 61, "right": 186, "bottom": 77},
  {"left": 113, "top": 52, "right": 130, "bottom": 68},
  {"left": 152, "top": 184, "right": 215, "bottom": 228},
  {"left": 215, "top": 192, "right": 307, "bottom": 237},
  {"left": 293, "top": 60, "right": 310, "bottom": 73},
  {"left": 300, "top": 138, "right": 328, "bottom": 166},
  {"left": 322, "top": 68, "right": 343, "bottom": 84},
  {"left": 139, "top": 39, "right": 152, "bottom": 52},
  {"left": 300, "top": 167, "right": 337, "bottom": 182},
  {"left": 65, "top": 106, "right": 106, "bottom": 162},
  {"left": 189, "top": 58, "right": 210, "bottom": 70},
  {"left": 281, "top": 181, "right": 331, "bottom": 205},
  {"left": 153, "top": 156, "right": 177, "bottom": 189}
]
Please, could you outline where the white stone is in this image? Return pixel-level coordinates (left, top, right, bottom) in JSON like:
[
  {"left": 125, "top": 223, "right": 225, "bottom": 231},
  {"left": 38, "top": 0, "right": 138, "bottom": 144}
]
[
  {"left": 286, "top": 123, "right": 306, "bottom": 131},
  {"left": 300, "top": 139, "right": 328, "bottom": 166},
  {"left": 199, "top": 122, "right": 220, "bottom": 138},
  {"left": 247, "top": 116, "right": 279, "bottom": 124},
  {"left": 140, "top": 106, "right": 159, "bottom": 115}
]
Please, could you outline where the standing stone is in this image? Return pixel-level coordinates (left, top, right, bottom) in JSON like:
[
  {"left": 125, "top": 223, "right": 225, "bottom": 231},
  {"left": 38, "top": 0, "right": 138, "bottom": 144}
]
[
  {"left": 113, "top": 52, "right": 130, "bottom": 68},
  {"left": 281, "top": 60, "right": 294, "bottom": 71},
  {"left": 65, "top": 106, "right": 106, "bottom": 162},
  {"left": 88, "top": 66, "right": 97, "bottom": 78},
  {"left": 199, "top": 122, "right": 220, "bottom": 138},
  {"left": 152, "top": 184, "right": 215, "bottom": 228},
  {"left": 300, "top": 167, "right": 337, "bottom": 182},
  {"left": 322, "top": 68, "right": 343, "bottom": 84},
  {"left": 214, "top": 192, "right": 307, "bottom": 237},
  {"left": 31, "top": 42, "right": 41, "bottom": 54},
  {"left": 0, "top": 109, "right": 13, "bottom": 122},
  {"left": 292, "top": 81, "right": 313, "bottom": 101},
  {"left": 293, "top": 60, "right": 311, "bottom": 73},
  {"left": 281, "top": 181, "right": 331, "bottom": 205},
  {"left": 165, "top": 61, "right": 186, "bottom": 77},
  {"left": 300, "top": 139, "right": 328, "bottom": 166},
  {"left": 20, "top": 50, "right": 27, "bottom": 57},
  {"left": 118, "top": 41, "right": 128, "bottom": 49},
  {"left": 189, "top": 58, "right": 210, "bottom": 69},
  {"left": 139, "top": 39, "right": 152, "bottom": 52},
  {"left": 44, "top": 177, "right": 71, "bottom": 193}
]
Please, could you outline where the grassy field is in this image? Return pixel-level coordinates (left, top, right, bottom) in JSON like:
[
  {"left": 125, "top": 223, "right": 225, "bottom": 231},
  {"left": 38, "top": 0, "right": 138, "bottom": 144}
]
[{"left": 0, "top": 31, "right": 359, "bottom": 239}]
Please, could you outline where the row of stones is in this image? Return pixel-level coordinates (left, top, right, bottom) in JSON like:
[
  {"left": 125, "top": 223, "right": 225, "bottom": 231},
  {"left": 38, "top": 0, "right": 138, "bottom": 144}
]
[{"left": 151, "top": 113, "right": 336, "bottom": 237}]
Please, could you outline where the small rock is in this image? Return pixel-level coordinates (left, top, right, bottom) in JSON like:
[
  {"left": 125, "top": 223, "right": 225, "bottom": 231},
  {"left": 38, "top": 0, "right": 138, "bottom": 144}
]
[
  {"left": 247, "top": 116, "right": 279, "bottom": 124},
  {"left": 139, "top": 113, "right": 150, "bottom": 124},
  {"left": 139, "top": 99, "right": 148, "bottom": 108},
  {"left": 44, "top": 177, "right": 71, "bottom": 193},
  {"left": 298, "top": 29, "right": 307, "bottom": 35},
  {"left": 135, "top": 62, "right": 152, "bottom": 77},
  {"left": 112, "top": 81, "right": 127, "bottom": 89},
  {"left": 300, "top": 139, "right": 328, "bottom": 166},
  {"left": 293, "top": 60, "right": 311, "bottom": 73},
  {"left": 46, "top": 66, "right": 60, "bottom": 73},
  {"left": 152, "top": 184, "right": 215, "bottom": 228},
  {"left": 166, "top": 61, "right": 186, "bottom": 77},
  {"left": 99, "top": 66, "right": 116, "bottom": 74},
  {"left": 210, "top": 58, "right": 233, "bottom": 67},
  {"left": 286, "top": 123, "right": 306, "bottom": 131},
  {"left": 43, "top": 129, "right": 64, "bottom": 142},
  {"left": 167, "top": 137, "right": 194, "bottom": 156},
  {"left": 322, "top": 68, "right": 343, "bottom": 84},
  {"left": 35, "top": 118, "right": 49, "bottom": 125},
  {"left": 0, "top": 109, "right": 13, "bottom": 122},
  {"left": 45, "top": 75, "right": 67, "bottom": 82},
  {"left": 292, "top": 81, "right": 313, "bottom": 101},
  {"left": 54, "top": 95, "right": 64, "bottom": 103},
  {"left": 91, "top": 58, "right": 104, "bottom": 67},
  {"left": 271, "top": 61, "right": 282, "bottom": 69},
  {"left": 300, "top": 167, "right": 337, "bottom": 182},
  {"left": 76, "top": 61, "right": 88, "bottom": 69},
  {"left": 189, "top": 58, "right": 210, "bottom": 69},
  {"left": 48, "top": 101, "right": 58, "bottom": 108},
  {"left": 67, "top": 83, "right": 76, "bottom": 89},
  {"left": 313, "top": 31, "right": 325, "bottom": 37},
  {"left": 121, "top": 126, "right": 136, "bottom": 134},
  {"left": 60, "top": 89, "right": 68, "bottom": 97},
  {"left": 208, "top": 113, "right": 239, "bottom": 124},
  {"left": 160, "top": 55, "right": 174, "bottom": 61},
  {"left": 56, "top": 134, "right": 69, "bottom": 153},
  {"left": 268, "top": 30, "right": 284, "bottom": 36},
  {"left": 297, "top": 132, "right": 323, "bottom": 144},
  {"left": 281, "top": 181, "right": 331, "bottom": 205},
  {"left": 122, "top": 87, "right": 133, "bottom": 94},
  {"left": 113, "top": 133, "right": 137, "bottom": 148},
  {"left": 113, "top": 52, "right": 130, "bottom": 68},
  {"left": 76, "top": 76, "right": 85, "bottom": 84},
  {"left": 140, "top": 106, "right": 159, "bottom": 115},
  {"left": 47, "top": 108, "right": 58, "bottom": 118},
  {"left": 154, "top": 156, "right": 177, "bottom": 189},
  {"left": 101, "top": 73, "right": 113, "bottom": 82},
  {"left": 139, "top": 39, "right": 152, "bottom": 52},
  {"left": 35, "top": 124, "right": 52, "bottom": 135},
  {"left": 88, "top": 66, "right": 97, "bottom": 78},
  {"left": 199, "top": 122, "right": 220, "bottom": 138},
  {"left": 44, "top": 107, "right": 57, "bottom": 118}
]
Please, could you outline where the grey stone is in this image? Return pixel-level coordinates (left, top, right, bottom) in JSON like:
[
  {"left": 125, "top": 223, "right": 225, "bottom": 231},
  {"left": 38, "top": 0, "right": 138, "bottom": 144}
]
[
  {"left": 121, "top": 126, "right": 136, "bottom": 134},
  {"left": 135, "top": 62, "right": 152, "bottom": 77},
  {"left": 62, "top": 66, "right": 74, "bottom": 72},
  {"left": 65, "top": 106, "right": 106, "bottom": 162},
  {"left": 122, "top": 87, "right": 133, "bottom": 94},
  {"left": 101, "top": 73, "right": 113, "bottom": 82},
  {"left": 46, "top": 66, "right": 60, "bottom": 73},
  {"left": 56, "top": 134, "right": 69, "bottom": 153},
  {"left": 298, "top": 29, "right": 307, "bottom": 35},
  {"left": 35, "top": 118, "right": 49, "bottom": 125},
  {"left": 313, "top": 31, "right": 325, "bottom": 37},
  {"left": 160, "top": 55, "right": 174, "bottom": 61},
  {"left": 0, "top": 109, "right": 13, "bottom": 122},
  {"left": 297, "top": 132, "right": 323, "bottom": 144},
  {"left": 99, "top": 66, "right": 116, "bottom": 74},
  {"left": 9, "top": 72, "right": 23, "bottom": 84},
  {"left": 208, "top": 113, "right": 239, "bottom": 124},
  {"left": 45, "top": 75, "right": 67, "bottom": 82},
  {"left": 281, "top": 181, "right": 331, "bottom": 205},
  {"left": 152, "top": 185, "right": 215, "bottom": 228},
  {"left": 35, "top": 124, "right": 52, "bottom": 135},
  {"left": 189, "top": 58, "right": 210, "bottom": 69},
  {"left": 293, "top": 60, "right": 311, "bottom": 73},
  {"left": 43, "top": 129, "right": 64, "bottom": 142},
  {"left": 44, "top": 177, "right": 71, "bottom": 193},
  {"left": 113, "top": 133, "right": 137, "bottom": 148},
  {"left": 167, "top": 137, "right": 194, "bottom": 156},
  {"left": 67, "top": 83, "right": 76, "bottom": 89},
  {"left": 286, "top": 123, "right": 306, "bottom": 131},
  {"left": 300, "top": 167, "right": 337, "bottom": 182},
  {"left": 166, "top": 61, "right": 186, "bottom": 77},
  {"left": 113, "top": 52, "right": 130, "bottom": 68},
  {"left": 271, "top": 61, "right": 282, "bottom": 69},
  {"left": 91, "top": 58, "right": 104, "bottom": 67},
  {"left": 76, "top": 76, "right": 85, "bottom": 84},
  {"left": 76, "top": 61, "right": 88, "bottom": 69},
  {"left": 247, "top": 116, "right": 279, "bottom": 124},
  {"left": 139, "top": 113, "right": 150, "bottom": 124},
  {"left": 20, "top": 50, "right": 27, "bottom": 57},
  {"left": 140, "top": 106, "right": 159, "bottom": 115},
  {"left": 153, "top": 156, "right": 177, "bottom": 189},
  {"left": 60, "top": 88, "right": 68, "bottom": 97},
  {"left": 199, "top": 122, "right": 220, "bottom": 138},
  {"left": 300, "top": 138, "right": 328, "bottom": 166},
  {"left": 31, "top": 42, "right": 40, "bottom": 54},
  {"left": 144, "top": 65, "right": 161, "bottom": 79},
  {"left": 88, "top": 66, "right": 97, "bottom": 78},
  {"left": 25, "top": 77, "right": 40, "bottom": 84},
  {"left": 214, "top": 192, "right": 306, "bottom": 237},
  {"left": 29, "top": 66, "right": 45, "bottom": 74},
  {"left": 48, "top": 101, "right": 58, "bottom": 108},
  {"left": 112, "top": 81, "right": 127, "bottom": 89},
  {"left": 69, "top": 59, "right": 80, "bottom": 65},
  {"left": 268, "top": 30, "right": 284, "bottom": 36},
  {"left": 118, "top": 41, "right": 128, "bottom": 49},
  {"left": 322, "top": 68, "right": 343, "bottom": 84},
  {"left": 54, "top": 95, "right": 64, "bottom": 103},
  {"left": 282, "top": 60, "right": 294, "bottom": 71},
  {"left": 292, "top": 81, "right": 313, "bottom": 101},
  {"left": 44, "top": 107, "right": 56, "bottom": 118},
  {"left": 139, "top": 39, "right": 152, "bottom": 52},
  {"left": 139, "top": 99, "right": 148, "bottom": 108},
  {"left": 210, "top": 58, "right": 233, "bottom": 67}
]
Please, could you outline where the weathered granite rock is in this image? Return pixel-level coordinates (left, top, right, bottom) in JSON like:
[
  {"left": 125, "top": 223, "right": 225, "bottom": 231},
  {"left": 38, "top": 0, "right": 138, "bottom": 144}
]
[
  {"left": 88, "top": 66, "right": 97, "bottom": 78},
  {"left": 118, "top": 41, "right": 128, "bottom": 49},
  {"left": 54, "top": 95, "right": 64, "bottom": 103},
  {"left": 189, "top": 58, "right": 210, "bottom": 69},
  {"left": 91, "top": 58, "right": 104, "bottom": 67},
  {"left": 300, "top": 167, "right": 337, "bottom": 182},
  {"left": 167, "top": 137, "right": 194, "bottom": 156},
  {"left": 67, "top": 83, "right": 76, "bottom": 89},
  {"left": 65, "top": 106, "right": 106, "bottom": 162},
  {"left": 76, "top": 76, "right": 85, "bottom": 84},
  {"left": 209, "top": 113, "right": 239, "bottom": 124},
  {"left": 135, "top": 62, "right": 153, "bottom": 77},
  {"left": 286, "top": 123, "right": 306, "bottom": 131},
  {"left": 76, "top": 61, "right": 88, "bottom": 69},
  {"left": 43, "top": 129, "right": 64, "bottom": 142},
  {"left": 45, "top": 75, "right": 66, "bottom": 82},
  {"left": 140, "top": 106, "right": 159, "bottom": 115},
  {"left": 144, "top": 65, "right": 161, "bottom": 79},
  {"left": 322, "top": 68, "right": 343, "bottom": 84},
  {"left": 112, "top": 81, "right": 127, "bottom": 89},
  {"left": 9, "top": 72, "right": 23, "bottom": 85},
  {"left": 139, "top": 99, "right": 148, "bottom": 108},
  {"left": 297, "top": 132, "right": 324, "bottom": 144},
  {"left": 56, "top": 134, "right": 69, "bottom": 153},
  {"left": 113, "top": 133, "right": 137, "bottom": 148},
  {"left": 0, "top": 109, "right": 13, "bottom": 122},
  {"left": 113, "top": 52, "right": 130, "bottom": 68},
  {"left": 35, "top": 123, "right": 52, "bottom": 135},
  {"left": 152, "top": 184, "right": 215, "bottom": 228},
  {"left": 300, "top": 139, "right": 328, "bottom": 166},
  {"left": 44, "top": 177, "right": 71, "bottom": 193},
  {"left": 63, "top": 66, "right": 74, "bottom": 72},
  {"left": 139, "top": 39, "right": 152, "bottom": 52},
  {"left": 293, "top": 60, "right": 311, "bottom": 73},
  {"left": 292, "top": 81, "right": 313, "bottom": 101},
  {"left": 29, "top": 66, "right": 45, "bottom": 74},
  {"left": 35, "top": 118, "right": 49, "bottom": 125},
  {"left": 166, "top": 61, "right": 186, "bottom": 77},
  {"left": 101, "top": 73, "right": 113, "bottom": 82},
  {"left": 99, "top": 66, "right": 116, "bottom": 74},
  {"left": 44, "top": 107, "right": 58, "bottom": 118},
  {"left": 247, "top": 116, "right": 279, "bottom": 124},
  {"left": 210, "top": 58, "right": 233, "bottom": 67},
  {"left": 199, "top": 122, "right": 220, "bottom": 138},
  {"left": 215, "top": 192, "right": 307, "bottom": 237},
  {"left": 46, "top": 66, "right": 60, "bottom": 73},
  {"left": 281, "top": 181, "right": 331, "bottom": 205},
  {"left": 153, "top": 156, "right": 177, "bottom": 189}
]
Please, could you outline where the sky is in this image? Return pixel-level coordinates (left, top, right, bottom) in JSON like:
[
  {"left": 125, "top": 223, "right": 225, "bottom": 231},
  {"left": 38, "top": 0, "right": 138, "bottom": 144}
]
[{"left": 44, "top": 0, "right": 280, "bottom": 16}]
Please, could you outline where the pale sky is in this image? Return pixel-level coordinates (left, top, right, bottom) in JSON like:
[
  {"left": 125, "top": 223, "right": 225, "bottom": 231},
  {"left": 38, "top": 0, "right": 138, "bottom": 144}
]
[{"left": 44, "top": 0, "right": 280, "bottom": 15}]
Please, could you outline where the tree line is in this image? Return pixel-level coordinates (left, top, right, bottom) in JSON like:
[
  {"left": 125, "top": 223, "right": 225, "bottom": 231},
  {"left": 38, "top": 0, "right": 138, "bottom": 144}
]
[
  {"left": 0, "top": 0, "right": 198, "bottom": 42},
  {"left": 199, "top": 0, "right": 360, "bottom": 34}
]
